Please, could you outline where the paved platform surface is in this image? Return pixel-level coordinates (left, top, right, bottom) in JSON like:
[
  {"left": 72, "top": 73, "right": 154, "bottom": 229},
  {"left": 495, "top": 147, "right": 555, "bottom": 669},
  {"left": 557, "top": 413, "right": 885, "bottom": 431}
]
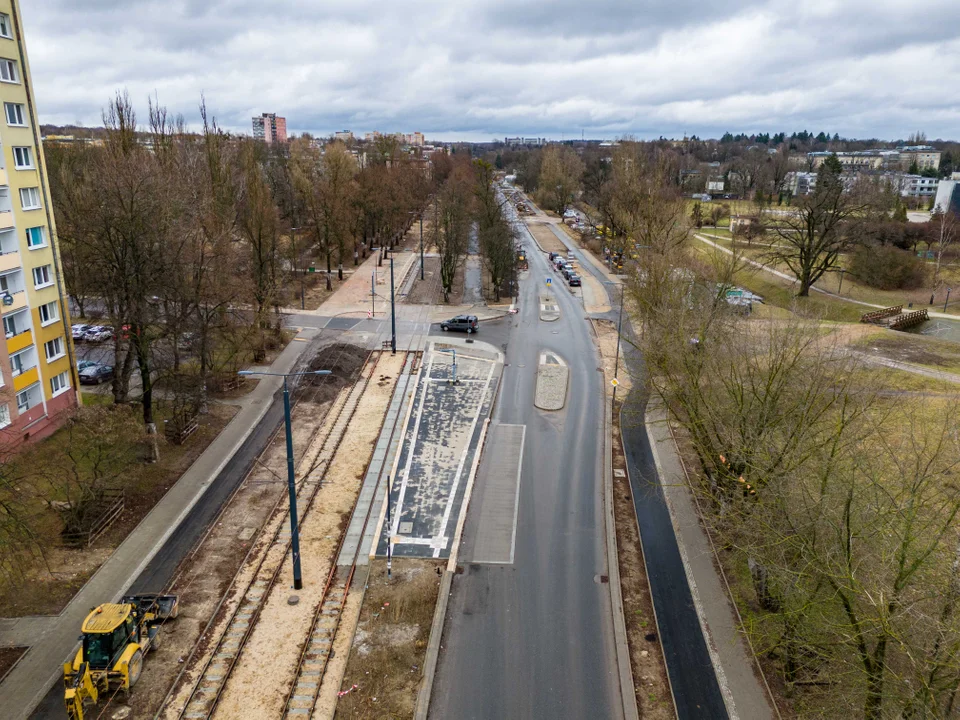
[
  {"left": 377, "top": 340, "right": 502, "bottom": 559},
  {"left": 459, "top": 423, "right": 525, "bottom": 564}
]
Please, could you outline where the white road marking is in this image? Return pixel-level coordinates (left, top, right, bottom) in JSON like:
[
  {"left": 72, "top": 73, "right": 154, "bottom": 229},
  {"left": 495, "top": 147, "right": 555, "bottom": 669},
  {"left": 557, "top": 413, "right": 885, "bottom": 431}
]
[{"left": 431, "top": 359, "right": 497, "bottom": 557}]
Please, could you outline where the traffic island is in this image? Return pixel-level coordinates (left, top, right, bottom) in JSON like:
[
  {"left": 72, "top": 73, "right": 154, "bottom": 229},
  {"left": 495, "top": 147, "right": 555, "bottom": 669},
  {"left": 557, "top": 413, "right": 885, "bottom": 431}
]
[
  {"left": 539, "top": 294, "right": 560, "bottom": 322},
  {"left": 535, "top": 352, "right": 569, "bottom": 410}
]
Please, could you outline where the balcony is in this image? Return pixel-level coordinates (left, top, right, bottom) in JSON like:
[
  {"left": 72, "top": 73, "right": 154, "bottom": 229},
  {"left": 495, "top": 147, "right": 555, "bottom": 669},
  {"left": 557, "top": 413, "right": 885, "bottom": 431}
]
[
  {"left": 0, "top": 168, "right": 8, "bottom": 187},
  {"left": 6, "top": 328, "right": 31, "bottom": 355},
  {"left": 0, "top": 249, "right": 20, "bottom": 273},
  {"left": 0, "top": 211, "right": 13, "bottom": 231},
  {"left": 12, "top": 365, "right": 38, "bottom": 393},
  {"left": 1, "top": 289, "right": 26, "bottom": 312}
]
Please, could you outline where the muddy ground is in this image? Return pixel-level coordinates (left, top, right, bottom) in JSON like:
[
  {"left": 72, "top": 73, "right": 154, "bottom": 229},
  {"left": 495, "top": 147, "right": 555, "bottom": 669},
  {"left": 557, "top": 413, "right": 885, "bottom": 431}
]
[{"left": 405, "top": 256, "right": 465, "bottom": 306}]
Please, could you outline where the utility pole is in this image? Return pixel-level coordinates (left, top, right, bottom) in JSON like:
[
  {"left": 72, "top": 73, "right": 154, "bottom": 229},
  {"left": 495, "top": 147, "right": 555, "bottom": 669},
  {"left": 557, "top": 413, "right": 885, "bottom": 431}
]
[
  {"left": 390, "top": 250, "right": 397, "bottom": 354},
  {"left": 386, "top": 475, "right": 393, "bottom": 578},
  {"left": 237, "top": 369, "right": 331, "bottom": 590},
  {"left": 371, "top": 270, "right": 376, "bottom": 318},
  {"left": 420, "top": 213, "right": 425, "bottom": 281}
]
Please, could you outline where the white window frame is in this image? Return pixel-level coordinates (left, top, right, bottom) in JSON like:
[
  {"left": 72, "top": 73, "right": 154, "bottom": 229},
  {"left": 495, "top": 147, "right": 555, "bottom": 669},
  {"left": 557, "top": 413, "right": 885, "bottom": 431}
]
[
  {"left": 44, "top": 336, "right": 64, "bottom": 362},
  {"left": 25, "top": 226, "right": 45, "bottom": 249},
  {"left": 38, "top": 300, "right": 58, "bottom": 326},
  {"left": 0, "top": 15, "right": 11, "bottom": 40},
  {"left": 50, "top": 370, "right": 69, "bottom": 397},
  {"left": 10, "top": 349, "right": 25, "bottom": 376},
  {"left": 0, "top": 403, "right": 10, "bottom": 428},
  {"left": 12, "top": 146, "right": 32, "bottom": 170},
  {"left": 15, "top": 387, "right": 30, "bottom": 413},
  {"left": 0, "top": 58, "right": 18, "bottom": 84},
  {"left": 19, "top": 187, "right": 40, "bottom": 210},
  {"left": 4, "top": 102, "right": 24, "bottom": 127},
  {"left": 32, "top": 264, "right": 51, "bottom": 288}
]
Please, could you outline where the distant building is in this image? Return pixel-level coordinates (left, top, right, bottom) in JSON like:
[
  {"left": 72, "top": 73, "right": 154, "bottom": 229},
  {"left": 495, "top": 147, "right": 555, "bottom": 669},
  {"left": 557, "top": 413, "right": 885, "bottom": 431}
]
[
  {"left": 334, "top": 130, "right": 354, "bottom": 142},
  {"left": 405, "top": 132, "right": 424, "bottom": 146},
  {"left": 900, "top": 174, "right": 939, "bottom": 199},
  {"left": 785, "top": 171, "right": 818, "bottom": 196},
  {"left": 706, "top": 180, "right": 725, "bottom": 193},
  {"left": 897, "top": 145, "right": 941, "bottom": 171},
  {"left": 504, "top": 137, "right": 522, "bottom": 146},
  {"left": 252, "top": 113, "right": 287, "bottom": 144}
]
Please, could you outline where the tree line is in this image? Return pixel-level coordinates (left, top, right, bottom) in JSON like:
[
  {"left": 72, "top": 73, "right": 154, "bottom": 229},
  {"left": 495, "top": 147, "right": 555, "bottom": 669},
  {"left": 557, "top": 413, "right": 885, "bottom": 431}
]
[{"left": 48, "top": 91, "right": 429, "bottom": 442}]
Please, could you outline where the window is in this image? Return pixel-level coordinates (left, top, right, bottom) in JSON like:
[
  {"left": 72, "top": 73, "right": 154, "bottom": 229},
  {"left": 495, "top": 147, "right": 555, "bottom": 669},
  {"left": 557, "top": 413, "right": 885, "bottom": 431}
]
[
  {"left": 38, "top": 300, "right": 58, "bottom": 325},
  {"left": 32, "top": 264, "right": 51, "bottom": 288},
  {"left": 10, "top": 350, "right": 24, "bottom": 376},
  {"left": 26, "top": 227, "right": 45, "bottom": 248},
  {"left": 12, "top": 146, "right": 31, "bottom": 169},
  {"left": 15, "top": 388, "right": 31, "bottom": 413},
  {"left": 0, "top": 14, "right": 10, "bottom": 39},
  {"left": 2, "top": 314, "right": 16, "bottom": 337},
  {"left": 44, "top": 337, "right": 63, "bottom": 361},
  {"left": 19, "top": 187, "right": 39, "bottom": 210},
  {"left": 0, "top": 404, "right": 8, "bottom": 429},
  {"left": 0, "top": 58, "right": 17, "bottom": 83},
  {"left": 50, "top": 370, "right": 69, "bottom": 396},
  {"left": 4, "top": 102, "right": 23, "bottom": 126}
]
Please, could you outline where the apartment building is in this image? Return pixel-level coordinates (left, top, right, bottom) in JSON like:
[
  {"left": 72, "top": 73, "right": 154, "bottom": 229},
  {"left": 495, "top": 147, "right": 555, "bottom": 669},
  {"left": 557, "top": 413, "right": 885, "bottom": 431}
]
[
  {"left": 897, "top": 145, "right": 941, "bottom": 172},
  {"left": 252, "top": 112, "right": 287, "bottom": 144},
  {"left": 0, "top": 0, "right": 78, "bottom": 448}
]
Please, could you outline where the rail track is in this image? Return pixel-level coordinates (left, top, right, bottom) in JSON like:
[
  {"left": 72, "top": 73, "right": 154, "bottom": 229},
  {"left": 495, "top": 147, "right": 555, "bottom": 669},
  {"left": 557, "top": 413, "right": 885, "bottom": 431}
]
[
  {"left": 279, "top": 351, "right": 421, "bottom": 719},
  {"left": 170, "top": 351, "right": 382, "bottom": 720}
]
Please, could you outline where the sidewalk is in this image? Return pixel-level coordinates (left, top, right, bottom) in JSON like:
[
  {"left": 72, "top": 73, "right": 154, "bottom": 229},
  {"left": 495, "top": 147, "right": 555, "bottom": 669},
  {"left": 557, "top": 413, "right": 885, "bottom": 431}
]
[
  {"left": 0, "top": 327, "right": 321, "bottom": 720},
  {"left": 645, "top": 401, "right": 777, "bottom": 720}
]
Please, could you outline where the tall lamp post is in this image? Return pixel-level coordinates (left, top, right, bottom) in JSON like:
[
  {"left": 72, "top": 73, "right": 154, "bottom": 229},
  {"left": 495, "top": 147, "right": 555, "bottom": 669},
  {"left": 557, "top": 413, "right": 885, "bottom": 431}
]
[
  {"left": 408, "top": 210, "right": 425, "bottom": 281},
  {"left": 238, "top": 368, "right": 331, "bottom": 590},
  {"left": 612, "top": 285, "right": 625, "bottom": 406}
]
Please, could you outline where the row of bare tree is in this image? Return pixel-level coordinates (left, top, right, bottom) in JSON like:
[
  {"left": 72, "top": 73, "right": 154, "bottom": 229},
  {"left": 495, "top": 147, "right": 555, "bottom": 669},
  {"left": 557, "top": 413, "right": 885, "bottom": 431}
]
[{"left": 47, "top": 92, "right": 430, "bottom": 439}]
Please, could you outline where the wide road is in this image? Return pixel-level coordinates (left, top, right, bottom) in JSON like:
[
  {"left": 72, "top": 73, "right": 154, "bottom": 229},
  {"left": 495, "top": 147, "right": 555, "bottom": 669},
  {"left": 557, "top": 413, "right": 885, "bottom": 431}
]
[{"left": 430, "top": 209, "right": 623, "bottom": 718}]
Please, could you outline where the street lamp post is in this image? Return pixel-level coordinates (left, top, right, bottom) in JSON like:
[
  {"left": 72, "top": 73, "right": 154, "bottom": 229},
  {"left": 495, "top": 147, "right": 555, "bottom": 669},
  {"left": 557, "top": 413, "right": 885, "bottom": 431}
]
[
  {"left": 436, "top": 347, "right": 459, "bottom": 385},
  {"left": 385, "top": 474, "right": 393, "bottom": 578},
  {"left": 238, "top": 368, "right": 331, "bottom": 590},
  {"left": 419, "top": 214, "right": 424, "bottom": 281},
  {"left": 291, "top": 226, "right": 304, "bottom": 310},
  {"left": 390, "top": 250, "right": 397, "bottom": 354},
  {"left": 946, "top": 287, "right": 953, "bottom": 313}
]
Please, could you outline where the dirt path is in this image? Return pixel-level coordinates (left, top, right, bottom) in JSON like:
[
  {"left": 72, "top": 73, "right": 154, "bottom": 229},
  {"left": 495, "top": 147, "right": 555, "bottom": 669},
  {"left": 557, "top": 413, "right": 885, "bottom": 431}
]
[{"left": 210, "top": 352, "right": 406, "bottom": 720}]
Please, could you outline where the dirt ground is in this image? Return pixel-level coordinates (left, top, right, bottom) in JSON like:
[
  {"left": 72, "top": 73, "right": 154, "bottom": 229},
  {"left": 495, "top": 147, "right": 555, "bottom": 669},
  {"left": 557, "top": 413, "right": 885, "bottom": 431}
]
[
  {"left": 526, "top": 221, "right": 568, "bottom": 254},
  {"left": 405, "top": 256, "right": 465, "bottom": 306},
  {"left": 335, "top": 559, "right": 443, "bottom": 719},
  {"left": 207, "top": 352, "right": 404, "bottom": 720},
  {"left": 0, "top": 645, "right": 25, "bottom": 682},
  {"left": 593, "top": 319, "right": 633, "bottom": 398},
  {"left": 0, "top": 402, "right": 239, "bottom": 618}
]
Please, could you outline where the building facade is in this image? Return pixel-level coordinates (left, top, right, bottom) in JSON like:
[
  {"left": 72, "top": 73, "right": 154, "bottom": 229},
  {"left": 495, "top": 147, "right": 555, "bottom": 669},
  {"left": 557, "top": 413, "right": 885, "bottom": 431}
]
[
  {"left": 251, "top": 113, "right": 287, "bottom": 144},
  {"left": 0, "top": 0, "right": 79, "bottom": 448}
]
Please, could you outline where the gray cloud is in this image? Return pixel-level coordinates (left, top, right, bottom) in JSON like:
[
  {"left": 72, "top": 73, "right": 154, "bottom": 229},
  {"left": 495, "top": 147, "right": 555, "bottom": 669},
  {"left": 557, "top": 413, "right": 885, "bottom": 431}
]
[{"left": 17, "top": 0, "right": 960, "bottom": 140}]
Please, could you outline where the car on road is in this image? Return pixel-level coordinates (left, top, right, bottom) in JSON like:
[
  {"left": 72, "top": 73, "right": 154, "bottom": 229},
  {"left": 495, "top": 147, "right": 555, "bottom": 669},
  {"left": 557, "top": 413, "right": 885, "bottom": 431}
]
[
  {"left": 72, "top": 324, "right": 91, "bottom": 341},
  {"left": 568, "top": 274, "right": 582, "bottom": 287},
  {"left": 83, "top": 325, "right": 114, "bottom": 343},
  {"left": 566, "top": 251, "right": 576, "bottom": 260},
  {"left": 77, "top": 359, "right": 97, "bottom": 372},
  {"left": 79, "top": 363, "right": 114, "bottom": 385},
  {"left": 440, "top": 315, "right": 479, "bottom": 334}
]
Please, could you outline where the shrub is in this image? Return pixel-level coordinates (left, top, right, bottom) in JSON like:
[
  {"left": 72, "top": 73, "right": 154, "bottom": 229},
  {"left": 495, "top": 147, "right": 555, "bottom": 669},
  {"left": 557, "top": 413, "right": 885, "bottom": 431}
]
[{"left": 849, "top": 244, "right": 928, "bottom": 290}]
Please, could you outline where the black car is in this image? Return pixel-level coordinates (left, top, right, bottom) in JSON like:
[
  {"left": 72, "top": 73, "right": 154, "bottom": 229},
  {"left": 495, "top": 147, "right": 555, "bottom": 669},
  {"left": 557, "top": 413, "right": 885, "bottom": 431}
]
[
  {"left": 440, "top": 315, "right": 479, "bottom": 334},
  {"left": 79, "top": 364, "right": 115, "bottom": 385},
  {"left": 568, "top": 274, "right": 582, "bottom": 287}
]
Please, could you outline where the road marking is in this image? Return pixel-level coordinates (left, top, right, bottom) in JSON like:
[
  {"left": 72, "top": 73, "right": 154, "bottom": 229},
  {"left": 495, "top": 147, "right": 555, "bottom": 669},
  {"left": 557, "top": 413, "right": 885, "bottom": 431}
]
[
  {"left": 391, "top": 344, "right": 435, "bottom": 537},
  {"left": 431, "top": 359, "right": 497, "bottom": 557}
]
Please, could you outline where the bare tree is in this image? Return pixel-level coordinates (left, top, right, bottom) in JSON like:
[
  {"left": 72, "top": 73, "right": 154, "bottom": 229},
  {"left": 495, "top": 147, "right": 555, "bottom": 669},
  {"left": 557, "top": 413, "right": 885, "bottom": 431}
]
[
  {"left": 474, "top": 159, "right": 517, "bottom": 301},
  {"left": 536, "top": 144, "right": 583, "bottom": 216},
  {"left": 432, "top": 164, "right": 474, "bottom": 302},
  {"left": 931, "top": 207, "right": 959, "bottom": 282}
]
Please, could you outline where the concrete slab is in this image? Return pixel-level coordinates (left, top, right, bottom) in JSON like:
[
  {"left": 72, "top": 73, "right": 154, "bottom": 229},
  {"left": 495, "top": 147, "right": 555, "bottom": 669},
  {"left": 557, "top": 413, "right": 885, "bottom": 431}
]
[
  {"left": 461, "top": 423, "right": 525, "bottom": 564},
  {"left": 326, "top": 317, "right": 362, "bottom": 330}
]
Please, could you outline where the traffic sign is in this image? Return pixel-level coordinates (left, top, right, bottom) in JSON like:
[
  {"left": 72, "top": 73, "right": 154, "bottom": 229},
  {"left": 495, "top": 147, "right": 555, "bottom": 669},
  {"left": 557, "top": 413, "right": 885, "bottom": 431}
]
[
  {"left": 610, "top": 378, "right": 620, "bottom": 387},
  {"left": 546, "top": 277, "right": 552, "bottom": 287}
]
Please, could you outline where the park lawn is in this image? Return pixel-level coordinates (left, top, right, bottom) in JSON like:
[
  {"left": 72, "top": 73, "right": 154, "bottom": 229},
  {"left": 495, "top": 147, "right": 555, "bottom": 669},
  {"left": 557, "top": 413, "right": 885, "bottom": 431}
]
[{"left": 851, "top": 326, "right": 960, "bottom": 374}]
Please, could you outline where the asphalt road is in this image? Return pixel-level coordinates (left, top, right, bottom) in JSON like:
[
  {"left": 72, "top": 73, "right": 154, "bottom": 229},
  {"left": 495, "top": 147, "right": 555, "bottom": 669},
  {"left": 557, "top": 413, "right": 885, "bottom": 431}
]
[
  {"left": 29, "top": 390, "right": 287, "bottom": 719},
  {"left": 430, "top": 217, "right": 622, "bottom": 718}
]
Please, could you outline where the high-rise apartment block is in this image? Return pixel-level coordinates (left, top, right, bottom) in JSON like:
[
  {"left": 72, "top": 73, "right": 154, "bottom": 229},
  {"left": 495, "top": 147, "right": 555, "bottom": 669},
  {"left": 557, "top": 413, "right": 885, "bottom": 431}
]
[
  {"left": 252, "top": 113, "right": 287, "bottom": 144},
  {"left": 0, "top": 0, "right": 79, "bottom": 447}
]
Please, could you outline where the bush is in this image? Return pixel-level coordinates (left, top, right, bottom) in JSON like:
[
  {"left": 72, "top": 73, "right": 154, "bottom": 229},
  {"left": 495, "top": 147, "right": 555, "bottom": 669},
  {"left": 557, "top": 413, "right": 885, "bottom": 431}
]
[{"left": 849, "top": 244, "right": 928, "bottom": 290}]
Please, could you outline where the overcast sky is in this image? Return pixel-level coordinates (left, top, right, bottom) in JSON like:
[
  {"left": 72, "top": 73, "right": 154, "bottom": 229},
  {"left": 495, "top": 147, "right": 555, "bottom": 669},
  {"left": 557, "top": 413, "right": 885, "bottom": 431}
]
[{"left": 18, "top": 0, "right": 960, "bottom": 142}]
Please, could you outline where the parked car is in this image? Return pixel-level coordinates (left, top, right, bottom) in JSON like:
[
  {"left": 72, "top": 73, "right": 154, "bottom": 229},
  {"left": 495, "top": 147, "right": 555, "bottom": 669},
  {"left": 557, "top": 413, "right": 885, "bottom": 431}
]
[
  {"left": 72, "top": 324, "right": 91, "bottom": 341},
  {"left": 566, "top": 251, "right": 576, "bottom": 260},
  {"left": 84, "top": 325, "right": 114, "bottom": 343},
  {"left": 77, "top": 359, "right": 96, "bottom": 372},
  {"left": 568, "top": 274, "right": 582, "bottom": 287},
  {"left": 79, "top": 364, "right": 114, "bottom": 385},
  {"left": 440, "top": 315, "right": 479, "bottom": 334}
]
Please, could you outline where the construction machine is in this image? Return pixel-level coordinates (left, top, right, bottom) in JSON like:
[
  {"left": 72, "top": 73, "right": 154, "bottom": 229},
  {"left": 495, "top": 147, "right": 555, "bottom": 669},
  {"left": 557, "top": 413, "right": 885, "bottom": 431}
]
[{"left": 63, "top": 593, "right": 179, "bottom": 720}]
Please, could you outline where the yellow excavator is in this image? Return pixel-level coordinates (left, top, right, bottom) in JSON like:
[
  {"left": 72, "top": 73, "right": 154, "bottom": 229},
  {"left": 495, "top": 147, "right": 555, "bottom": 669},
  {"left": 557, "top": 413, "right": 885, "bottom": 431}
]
[{"left": 63, "top": 593, "right": 179, "bottom": 720}]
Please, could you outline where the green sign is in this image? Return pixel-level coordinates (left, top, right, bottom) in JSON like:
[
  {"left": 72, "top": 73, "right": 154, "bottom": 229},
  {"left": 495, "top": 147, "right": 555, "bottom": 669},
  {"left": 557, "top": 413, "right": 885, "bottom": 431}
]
[{"left": 307, "top": 267, "right": 316, "bottom": 273}]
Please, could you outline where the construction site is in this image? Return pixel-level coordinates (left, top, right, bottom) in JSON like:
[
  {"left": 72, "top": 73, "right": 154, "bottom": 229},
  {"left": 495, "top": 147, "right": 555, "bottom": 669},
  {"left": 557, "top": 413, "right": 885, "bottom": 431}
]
[{"left": 54, "top": 324, "right": 503, "bottom": 720}]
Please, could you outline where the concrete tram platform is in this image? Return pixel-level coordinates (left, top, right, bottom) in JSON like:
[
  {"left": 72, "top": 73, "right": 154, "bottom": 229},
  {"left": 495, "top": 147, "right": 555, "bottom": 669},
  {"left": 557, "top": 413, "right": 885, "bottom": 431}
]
[{"left": 376, "top": 339, "right": 503, "bottom": 560}]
